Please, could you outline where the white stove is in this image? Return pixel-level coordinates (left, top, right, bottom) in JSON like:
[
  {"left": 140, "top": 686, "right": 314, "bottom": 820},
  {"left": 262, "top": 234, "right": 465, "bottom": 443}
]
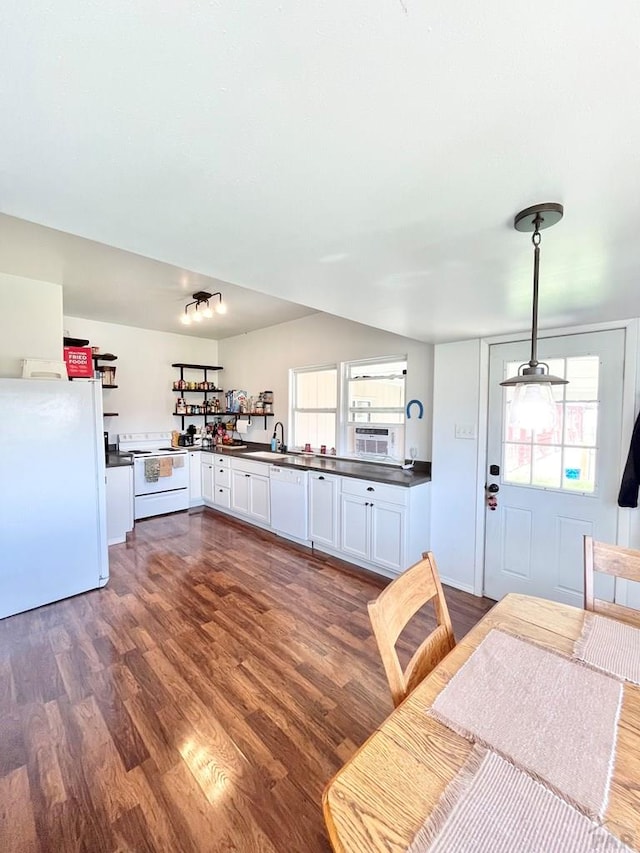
[
  {"left": 118, "top": 432, "right": 190, "bottom": 457},
  {"left": 118, "top": 433, "right": 190, "bottom": 519}
]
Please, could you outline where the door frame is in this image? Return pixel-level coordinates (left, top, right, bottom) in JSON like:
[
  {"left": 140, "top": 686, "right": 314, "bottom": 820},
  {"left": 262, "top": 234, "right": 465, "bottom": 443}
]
[{"left": 472, "top": 318, "right": 639, "bottom": 598}]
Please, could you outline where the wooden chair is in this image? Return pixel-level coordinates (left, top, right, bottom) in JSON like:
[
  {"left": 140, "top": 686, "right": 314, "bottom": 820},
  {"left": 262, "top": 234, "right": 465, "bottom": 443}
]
[
  {"left": 584, "top": 535, "right": 640, "bottom": 628},
  {"left": 368, "top": 552, "right": 456, "bottom": 708}
]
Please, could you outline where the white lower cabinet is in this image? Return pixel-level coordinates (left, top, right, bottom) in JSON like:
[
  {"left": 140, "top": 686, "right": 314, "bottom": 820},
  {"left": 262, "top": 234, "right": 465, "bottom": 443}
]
[
  {"left": 200, "top": 451, "right": 430, "bottom": 578},
  {"left": 309, "top": 472, "right": 340, "bottom": 549},
  {"left": 106, "top": 465, "right": 134, "bottom": 546},
  {"left": 201, "top": 458, "right": 215, "bottom": 504},
  {"left": 231, "top": 465, "right": 270, "bottom": 525},
  {"left": 335, "top": 477, "right": 430, "bottom": 576},
  {"left": 189, "top": 450, "right": 203, "bottom": 506},
  {"left": 339, "top": 494, "right": 405, "bottom": 572}
]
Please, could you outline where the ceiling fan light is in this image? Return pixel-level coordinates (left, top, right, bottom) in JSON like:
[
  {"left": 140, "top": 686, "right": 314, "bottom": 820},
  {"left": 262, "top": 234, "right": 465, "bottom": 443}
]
[
  {"left": 180, "top": 312, "right": 191, "bottom": 325},
  {"left": 201, "top": 305, "right": 213, "bottom": 319},
  {"left": 215, "top": 301, "right": 227, "bottom": 315}
]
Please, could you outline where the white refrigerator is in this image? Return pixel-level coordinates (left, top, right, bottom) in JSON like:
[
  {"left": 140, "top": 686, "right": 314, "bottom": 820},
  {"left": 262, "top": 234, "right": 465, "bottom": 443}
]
[{"left": 0, "top": 378, "right": 109, "bottom": 619}]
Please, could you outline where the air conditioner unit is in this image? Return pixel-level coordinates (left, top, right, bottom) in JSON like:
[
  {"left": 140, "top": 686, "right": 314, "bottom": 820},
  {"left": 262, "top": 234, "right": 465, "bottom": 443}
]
[{"left": 354, "top": 427, "right": 392, "bottom": 457}]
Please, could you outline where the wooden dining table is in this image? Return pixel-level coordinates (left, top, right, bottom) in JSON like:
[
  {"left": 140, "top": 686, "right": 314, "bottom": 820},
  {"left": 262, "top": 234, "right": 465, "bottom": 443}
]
[{"left": 323, "top": 593, "right": 640, "bottom": 852}]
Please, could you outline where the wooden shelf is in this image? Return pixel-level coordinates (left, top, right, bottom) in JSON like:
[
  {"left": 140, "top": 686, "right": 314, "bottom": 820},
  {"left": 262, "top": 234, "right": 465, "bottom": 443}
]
[
  {"left": 101, "top": 384, "right": 118, "bottom": 389},
  {"left": 93, "top": 353, "right": 117, "bottom": 362},
  {"left": 171, "top": 363, "right": 223, "bottom": 371},
  {"left": 63, "top": 336, "right": 89, "bottom": 347},
  {"left": 103, "top": 413, "right": 119, "bottom": 417},
  {"left": 172, "top": 388, "right": 224, "bottom": 393}
]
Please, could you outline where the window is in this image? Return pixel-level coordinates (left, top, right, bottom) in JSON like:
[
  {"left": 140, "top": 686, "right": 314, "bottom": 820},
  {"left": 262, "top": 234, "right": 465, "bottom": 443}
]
[
  {"left": 503, "top": 356, "right": 599, "bottom": 493},
  {"left": 290, "top": 365, "right": 338, "bottom": 451},
  {"left": 344, "top": 358, "right": 407, "bottom": 461},
  {"left": 290, "top": 356, "right": 407, "bottom": 461}
]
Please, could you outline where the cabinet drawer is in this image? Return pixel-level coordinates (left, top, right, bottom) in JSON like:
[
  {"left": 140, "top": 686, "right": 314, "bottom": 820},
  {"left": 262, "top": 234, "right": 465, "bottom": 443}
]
[
  {"left": 231, "top": 458, "right": 271, "bottom": 476},
  {"left": 341, "top": 477, "right": 408, "bottom": 506},
  {"left": 214, "top": 486, "right": 231, "bottom": 508},
  {"left": 213, "top": 454, "right": 231, "bottom": 468},
  {"left": 215, "top": 467, "right": 231, "bottom": 488}
]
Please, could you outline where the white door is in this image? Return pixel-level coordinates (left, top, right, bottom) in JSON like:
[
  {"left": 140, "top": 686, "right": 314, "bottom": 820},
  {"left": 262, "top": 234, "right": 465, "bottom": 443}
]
[
  {"left": 370, "top": 500, "right": 405, "bottom": 573},
  {"left": 484, "top": 329, "right": 625, "bottom": 605},
  {"left": 231, "top": 470, "right": 251, "bottom": 514},
  {"left": 309, "top": 473, "right": 340, "bottom": 548},
  {"left": 202, "top": 461, "right": 214, "bottom": 503},
  {"left": 340, "top": 495, "right": 370, "bottom": 560},
  {"left": 249, "top": 475, "right": 271, "bottom": 524}
]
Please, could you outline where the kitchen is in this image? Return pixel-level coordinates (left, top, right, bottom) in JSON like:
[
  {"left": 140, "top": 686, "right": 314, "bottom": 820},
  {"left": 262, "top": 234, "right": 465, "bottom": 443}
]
[
  {"left": 0, "top": 259, "right": 434, "bottom": 616},
  {"left": 3, "top": 1, "right": 640, "bottom": 848}
]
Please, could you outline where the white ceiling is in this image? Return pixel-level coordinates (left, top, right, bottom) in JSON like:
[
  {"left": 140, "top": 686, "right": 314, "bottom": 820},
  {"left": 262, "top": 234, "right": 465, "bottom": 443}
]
[
  {"left": 1, "top": 1, "right": 640, "bottom": 344},
  {"left": 0, "top": 214, "right": 315, "bottom": 338}
]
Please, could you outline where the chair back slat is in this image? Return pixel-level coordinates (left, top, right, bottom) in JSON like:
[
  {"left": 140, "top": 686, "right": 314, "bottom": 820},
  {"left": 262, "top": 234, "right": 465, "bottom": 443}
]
[{"left": 584, "top": 535, "right": 640, "bottom": 627}]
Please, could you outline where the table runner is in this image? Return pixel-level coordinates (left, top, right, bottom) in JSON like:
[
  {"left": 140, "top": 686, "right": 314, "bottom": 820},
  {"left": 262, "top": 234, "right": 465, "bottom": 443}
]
[
  {"left": 408, "top": 747, "right": 635, "bottom": 853},
  {"left": 428, "top": 629, "right": 623, "bottom": 819},
  {"left": 575, "top": 612, "right": 640, "bottom": 684}
]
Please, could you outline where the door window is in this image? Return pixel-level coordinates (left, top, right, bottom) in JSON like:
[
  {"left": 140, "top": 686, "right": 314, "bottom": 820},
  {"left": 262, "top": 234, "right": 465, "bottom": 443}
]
[{"left": 503, "top": 356, "right": 599, "bottom": 493}]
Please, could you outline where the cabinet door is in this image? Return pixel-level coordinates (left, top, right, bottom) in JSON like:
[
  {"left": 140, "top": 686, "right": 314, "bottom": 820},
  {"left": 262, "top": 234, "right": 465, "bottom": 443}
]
[
  {"left": 309, "top": 474, "right": 339, "bottom": 548},
  {"left": 189, "top": 451, "right": 202, "bottom": 504},
  {"left": 370, "top": 500, "right": 406, "bottom": 573},
  {"left": 249, "top": 475, "right": 270, "bottom": 525},
  {"left": 106, "top": 466, "right": 134, "bottom": 545},
  {"left": 231, "top": 470, "right": 251, "bottom": 515},
  {"left": 340, "top": 494, "right": 370, "bottom": 561},
  {"left": 201, "top": 462, "right": 214, "bottom": 503}
]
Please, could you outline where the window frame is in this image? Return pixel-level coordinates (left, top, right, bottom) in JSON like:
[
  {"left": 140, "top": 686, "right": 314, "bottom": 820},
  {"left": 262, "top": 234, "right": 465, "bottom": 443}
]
[
  {"left": 289, "top": 355, "right": 407, "bottom": 461},
  {"left": 289, "top": 363, "right": 338, "bottom": 452}
]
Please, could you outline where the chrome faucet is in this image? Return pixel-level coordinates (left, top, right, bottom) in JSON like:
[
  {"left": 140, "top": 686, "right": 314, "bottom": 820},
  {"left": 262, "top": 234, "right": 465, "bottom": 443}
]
[{"left": 274, "top": 421, "right": 286, "bottom": 452}]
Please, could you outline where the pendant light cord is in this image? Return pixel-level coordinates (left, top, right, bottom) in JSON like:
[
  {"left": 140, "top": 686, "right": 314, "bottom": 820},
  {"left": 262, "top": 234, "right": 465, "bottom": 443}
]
[{"left": 529, "top": 214, "right": 543, "bottom": 367}]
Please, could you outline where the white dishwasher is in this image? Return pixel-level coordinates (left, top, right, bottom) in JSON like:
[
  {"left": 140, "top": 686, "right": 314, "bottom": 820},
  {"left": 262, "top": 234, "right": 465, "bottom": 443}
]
[{"left": 270, "top": 466, "right": 309, "bottom": 540}]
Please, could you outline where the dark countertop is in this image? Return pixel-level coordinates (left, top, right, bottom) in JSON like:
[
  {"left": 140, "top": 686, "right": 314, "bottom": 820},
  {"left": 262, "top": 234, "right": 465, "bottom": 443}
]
[
  {"left": 106, "top": 451, "right": 134, "bottom": 469},
  {"left": 200, "top": 445, "right": 430, "bottom": 487}
]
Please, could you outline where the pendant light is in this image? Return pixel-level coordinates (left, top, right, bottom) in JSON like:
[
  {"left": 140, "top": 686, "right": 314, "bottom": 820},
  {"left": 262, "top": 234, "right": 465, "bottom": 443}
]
[{"left": 501, "top": 203, "right": 567, "bottom": 431}]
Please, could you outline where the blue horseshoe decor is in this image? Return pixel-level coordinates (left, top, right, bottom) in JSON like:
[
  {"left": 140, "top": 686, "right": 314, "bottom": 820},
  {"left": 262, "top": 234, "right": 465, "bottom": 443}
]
[{"left": 406, "top": 399, "right": 424, "bottom": 419}]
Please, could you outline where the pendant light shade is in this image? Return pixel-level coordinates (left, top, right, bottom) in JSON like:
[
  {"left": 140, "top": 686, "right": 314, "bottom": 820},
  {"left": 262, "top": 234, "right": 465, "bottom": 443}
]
[{"left": 501, "top": 203, "right": 567, "bottom": 429}]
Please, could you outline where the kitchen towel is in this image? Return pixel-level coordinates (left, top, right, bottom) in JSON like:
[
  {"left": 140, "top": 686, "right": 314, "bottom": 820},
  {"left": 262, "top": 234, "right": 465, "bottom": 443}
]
[
  {"left": 428, "top": 628, "right": 623, "bottom": 819},
  {"left": 144, "top": 458, "right": 160, "bottom": 483},
  {"left": 172, "top": 455, "right": 185, "bottom": 468},
  {"left": 574, "top": 612, "right": 640, "bottom": 684},
  {"left": 408, "top": 747, "right": 635, "bottom": 853},
  {"left": 159, "top": 457, "right": 173, "bottom": 477}
]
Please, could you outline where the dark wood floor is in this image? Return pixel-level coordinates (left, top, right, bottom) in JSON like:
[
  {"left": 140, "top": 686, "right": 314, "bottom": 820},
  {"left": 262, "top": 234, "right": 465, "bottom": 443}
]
[{"left": 0, "top": 509, "right": 495, "bottom": 852}]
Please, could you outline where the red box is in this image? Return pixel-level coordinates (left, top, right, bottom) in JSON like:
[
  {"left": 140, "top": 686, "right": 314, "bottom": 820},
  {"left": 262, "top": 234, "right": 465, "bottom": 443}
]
[{"left": 63, "top": 346, "right": 94, "bottom": 378}]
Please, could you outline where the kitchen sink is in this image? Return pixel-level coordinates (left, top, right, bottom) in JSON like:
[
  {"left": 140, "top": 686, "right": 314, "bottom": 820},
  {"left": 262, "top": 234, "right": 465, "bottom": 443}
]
[{"left": 243, "top": 451, "right": 291, "bottom": 461}]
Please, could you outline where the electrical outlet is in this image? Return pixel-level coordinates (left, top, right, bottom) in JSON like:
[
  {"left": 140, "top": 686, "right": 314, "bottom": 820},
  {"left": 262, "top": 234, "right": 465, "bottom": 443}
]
[{"left": 455, "top": 423, "right": 477, "bottom": 440}]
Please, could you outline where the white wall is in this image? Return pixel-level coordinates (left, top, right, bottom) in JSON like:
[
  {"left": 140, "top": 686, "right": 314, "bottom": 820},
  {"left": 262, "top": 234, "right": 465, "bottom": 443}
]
[
  {"left": 64, "top": 317, "right": 218, "bottom": 441},
  {"left": 0, "top": 273, "right": 63, "bottom": 376},
  {"left": 218, "top": 313, "right": 433, "bottom": 459},
  {"left": 430, "top": 340, "right": 483, "bottom": 593}
]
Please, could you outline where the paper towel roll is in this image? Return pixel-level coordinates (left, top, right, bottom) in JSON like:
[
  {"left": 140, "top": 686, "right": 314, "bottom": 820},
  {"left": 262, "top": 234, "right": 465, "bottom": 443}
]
[{"left": 237, "top": 419, "right": 249, "bottom": 435}]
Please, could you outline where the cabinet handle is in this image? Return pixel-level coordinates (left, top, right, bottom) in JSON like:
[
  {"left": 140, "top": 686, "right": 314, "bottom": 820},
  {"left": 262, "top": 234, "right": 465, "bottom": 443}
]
[
  {"left": 318, "top": 476, "right": 325, "bottom": 480},
  {"left": 245, "top": 473, "right": 250, "bottom": 478},
  {"left": 366, "top": 486, "right": 375, "bottom": 492},
  {"left": 365, "top": 501, "right": 369, "bottom": 506},
  {"left": 219, "top": 489, "right": 223, "bottom": 493}
]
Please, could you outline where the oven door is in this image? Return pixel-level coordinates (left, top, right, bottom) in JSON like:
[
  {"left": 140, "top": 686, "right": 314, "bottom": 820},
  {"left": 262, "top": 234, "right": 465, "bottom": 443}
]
[{"left": 134, "top": 454, "right": 189, "bottom": 496}]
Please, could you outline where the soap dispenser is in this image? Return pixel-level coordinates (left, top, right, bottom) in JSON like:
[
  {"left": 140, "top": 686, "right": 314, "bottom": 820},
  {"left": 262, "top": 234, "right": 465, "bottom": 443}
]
[{"left": 270, "top": 431, "right": 278, "bottom": 452}]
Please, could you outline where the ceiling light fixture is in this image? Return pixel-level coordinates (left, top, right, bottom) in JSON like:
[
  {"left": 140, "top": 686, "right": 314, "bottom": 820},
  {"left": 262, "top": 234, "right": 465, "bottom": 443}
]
[
  {"left": 501, "top": 203, "right": 567, "bottom": 431},
  {"left": 180, "top": 291, "right": 226, "bottom": 325}
]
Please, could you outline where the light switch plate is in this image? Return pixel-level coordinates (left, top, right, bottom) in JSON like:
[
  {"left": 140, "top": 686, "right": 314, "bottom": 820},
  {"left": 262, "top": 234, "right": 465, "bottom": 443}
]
[{"left": 455, "top": 423, "right": 477, "bottom": 440}]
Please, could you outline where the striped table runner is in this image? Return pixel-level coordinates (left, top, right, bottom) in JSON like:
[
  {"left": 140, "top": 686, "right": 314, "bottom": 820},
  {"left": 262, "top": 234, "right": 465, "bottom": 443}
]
[
  {"left": 574, "top": 613, "right": 640, "bottom": 684},
  {"left": 409, "top": 747, "right": 635, "bottom": 853}
]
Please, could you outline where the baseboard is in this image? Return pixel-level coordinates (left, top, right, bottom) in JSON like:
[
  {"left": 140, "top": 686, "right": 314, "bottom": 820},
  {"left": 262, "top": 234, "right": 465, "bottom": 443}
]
[{"left": 439, "top": 575, "right": 476, "bottom": 595}]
